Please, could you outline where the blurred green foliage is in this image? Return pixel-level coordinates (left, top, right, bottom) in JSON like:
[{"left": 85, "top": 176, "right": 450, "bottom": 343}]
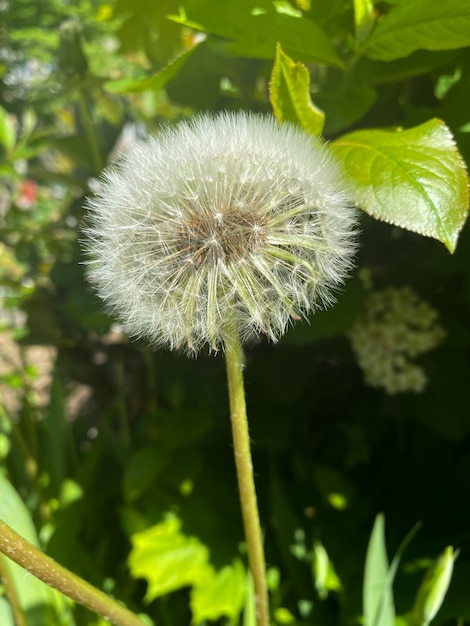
[{"left": 1, "top": 0, "right": 470, "bottom": 625}]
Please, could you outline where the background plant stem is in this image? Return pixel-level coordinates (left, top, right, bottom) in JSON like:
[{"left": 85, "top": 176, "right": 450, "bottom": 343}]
[
  {"left": 77, "top": 89, "right": 104, "bottom": 173},
  {"left": 224, "top": 326, "right": 269, "bottom": 626},
  {"left": 0, "top": 520, "right": 146, "bottom": 626},
  {"left": 0, "top": 554, "right": 26, "bottom": 626}
]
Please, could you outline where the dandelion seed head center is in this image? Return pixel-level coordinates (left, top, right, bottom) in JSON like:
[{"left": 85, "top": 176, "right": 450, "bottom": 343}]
[{"left": 177, "top": 206, "right": 267, "bottom": 265}]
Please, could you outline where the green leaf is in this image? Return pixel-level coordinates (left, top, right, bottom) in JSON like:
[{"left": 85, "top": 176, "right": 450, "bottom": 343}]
[
  {"left": 0, "top": 598, "right": 14, "bottom": 626},
  {"left": 129, "top": 515, "right": 246, "bottom": 622},
  {"left": 315, "top": 84, "right": 376, "bottom": 134},
  {"left": 388, "top": 521, "right": 422, "bottom": 587},
  {"left": 0, "top": 473, "right": 73, "bottom": 626},
  {"left": 274, "top": 607, "right": 296, "bottom": 624},
  {"left": 332, "top": 119, "right": 470, "bottom": 253},
  {"left": 270, "top": 43, "right": 324, "bottom": 136},
  {"left": 364, "top": 0, "right": 470, "bottom": 61},
  {"left": 312, "top": 541, "right": 342, "bottom": 599},
  {"left": 354, "top": 0, "right": 375, "bottom": 45},
  {"left": 128, "top": 515, "right": 212, "bottom": 601},
  {"left": 168, "top": 0, "right": 343, "bottom": 66},
  {"left": 156, "top": 407, "right": 214, "bottom": 449},
  {"left": 412, "top": 546, "right": 457, "bottom": 626},
  {"left": 190, "top": 559, "right": 246, "bottom": 624},
  {"left": 243, "top": 572, "right": 256, "bottom": 626},
  {"left": 57, "top": 19, "right": 88, "bottom": 78},
  {"left": 0, "top": 106, "right": 16, "bottom": 155},
  {"left": 356, "top": 50, "right": 459, "bottom": 86},
  {"left": 363, "top": 514, "right": 395, "bottom": 626},
  {"left": 105, "top": 45, "right": 199, "bottom": 94},
  {"left": 123, "top": 446, "right": 170, "bottom": 503}
]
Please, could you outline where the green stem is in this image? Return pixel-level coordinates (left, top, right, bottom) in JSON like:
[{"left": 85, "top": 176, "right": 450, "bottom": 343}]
[
  {"left": 115, "top": 360, "right": 131, "bottom": 448},
  {"left": 224, "top": 325, "right": 269, "bottom": 626},
  {"left": 144, "top": 348, "right": 158, "bottom": 415},
  {"left": 0, "top": 521, "right": 146, "bottom": 626},
  {"left": 10, "top": 423, "right": 37, "bottom": 482},
  {"left": 0, "top": 554, "right": 27, "bottom": 626},
  {"left": 77, "top": 90, "right": 104, "bottom": 173}
]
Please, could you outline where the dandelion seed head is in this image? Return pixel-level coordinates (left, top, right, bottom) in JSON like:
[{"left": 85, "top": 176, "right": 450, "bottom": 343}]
[{"left": 84, "top": 112, "right": 357, "bottom": 354}]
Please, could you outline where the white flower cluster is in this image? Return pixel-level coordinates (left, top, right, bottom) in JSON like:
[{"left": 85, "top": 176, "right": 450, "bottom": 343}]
[
  {"left": 84, "top": 112, "right": 357, "bottom": 354},
  {"left": 348, "top": 287, "right": 445, "bottom": 394}
]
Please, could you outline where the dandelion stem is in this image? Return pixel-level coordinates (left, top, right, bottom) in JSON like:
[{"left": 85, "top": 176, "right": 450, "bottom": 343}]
[
  {"left": 0, "top": 520, "right": 146, "bottom": 626},
  {"left": 224, "top": 324, "right": 269, "bottom": 626}
]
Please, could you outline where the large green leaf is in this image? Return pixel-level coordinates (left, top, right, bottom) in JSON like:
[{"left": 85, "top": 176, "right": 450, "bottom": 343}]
[
  {"left": 332, "top": 119, "right": 469, "bottom": 252},
  {"left": 365, "top": 0, "right": 470, "bottom": 61},
  {"left": 168, "top": 0, "right": 343, "bottom": 66},
  {"left": 0, "top": 473, "right": 73, "bottom": 626},
  {"left": 129, "top": 515, "right": 212, "bottom": 601},
  {"left": 270, "top": 44, "right": 324, "bottom": 136},
  {"left": 363, "top": 514, "right": 395, "bottom": 626}
]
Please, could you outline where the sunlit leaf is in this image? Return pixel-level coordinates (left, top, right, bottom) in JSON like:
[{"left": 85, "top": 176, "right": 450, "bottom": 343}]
[
  {"left": 365, "top": 0, "right": 470, "bottom": 61},
  {"left": 274, "top": 607, "right": 296, "bottom": 623},
  {"left": 354, "top": 0, "right": 375, "bottom": 45},
  {"left": 243, "top": 572, "right": 256, "bottom": 626},
  {"left": 0, "top": 598, "right": 14, "bottom": 626},
  {"left": 190, "top": 559, "right": 246, "bottom": 624},
  {"left": 270, "top": 43, "right": 324, "bottom": 136},
  {"left": 0, "top": 106, "right": 16, "bottom": 155},
  {"left": 312, "top": 540, "right": 342, "bottom": 599},
  {"left": 412, "top": 546, "right": 457, "bottom": 626},
  {"left": 332, "top": 119, "right": 469, "bottom": 252},
  {"left": 128, "top": 515, "right": 212, "bottom": 601},
  {"left": 363, "top": 514, "right": 395, "bottom": 626},
  {"left": 313, "top": 466, "right": 354, "bottom": 512}
]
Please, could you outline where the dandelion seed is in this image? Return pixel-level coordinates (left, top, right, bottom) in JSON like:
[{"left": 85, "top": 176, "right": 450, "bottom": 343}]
[{"left": 84, "top": 112, "right": 357, "bottom": 354}]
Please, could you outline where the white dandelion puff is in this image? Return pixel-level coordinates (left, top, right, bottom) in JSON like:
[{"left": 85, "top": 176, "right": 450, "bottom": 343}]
[{"left": 84, "top": 111, "right": 357, "bottom": 353}]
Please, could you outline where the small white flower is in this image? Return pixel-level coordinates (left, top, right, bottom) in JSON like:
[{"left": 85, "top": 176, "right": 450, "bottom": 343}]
[
  {"left": 348, "top": 287, "right": 446, "bottom": 394},
  {"left": 84, "top": 112, "right": 357, "bottom": 353}
]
